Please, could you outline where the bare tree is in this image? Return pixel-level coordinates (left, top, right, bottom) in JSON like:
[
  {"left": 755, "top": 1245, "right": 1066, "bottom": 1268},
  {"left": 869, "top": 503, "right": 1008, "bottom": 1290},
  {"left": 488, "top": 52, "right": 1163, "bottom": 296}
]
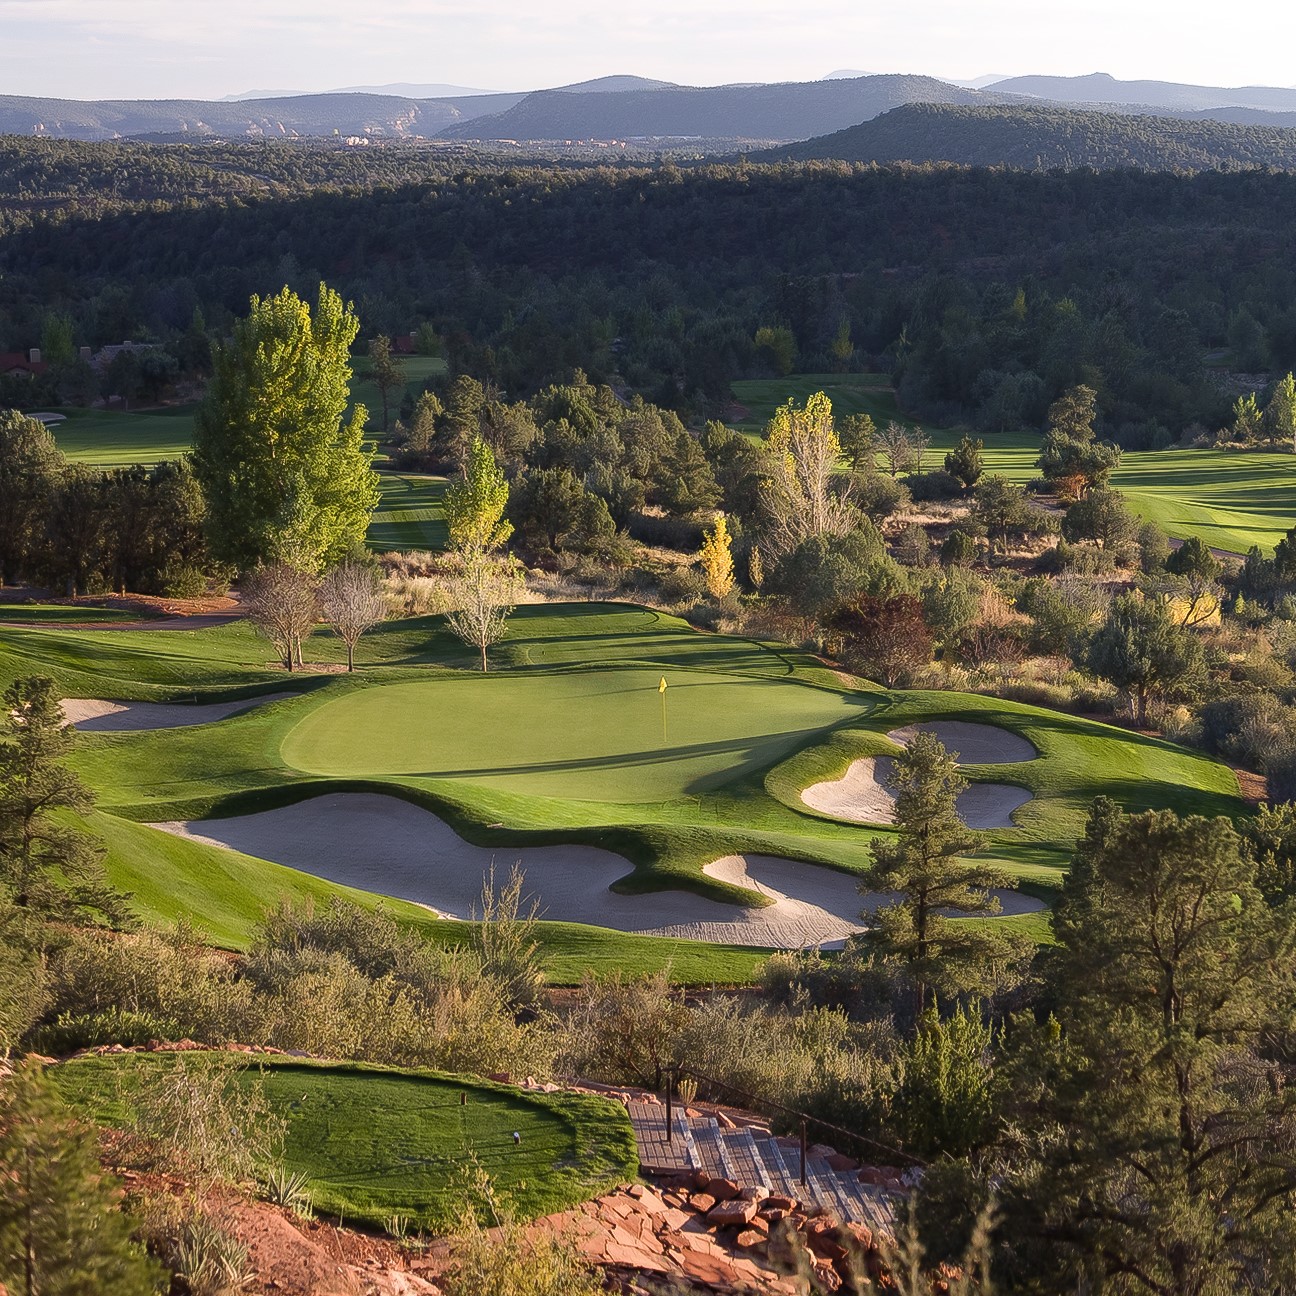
[
  {"left": 318, "top": 559, "right": 386, "bottom": 671},
  {"left": 242, "top": 561, "right": 317, "bottom": 671},
  {"left": 446, "top": 549, "right": 525, "bottom": 672},
  {"left": 878, "top": 421, "right": 921, "bottom": 477}
]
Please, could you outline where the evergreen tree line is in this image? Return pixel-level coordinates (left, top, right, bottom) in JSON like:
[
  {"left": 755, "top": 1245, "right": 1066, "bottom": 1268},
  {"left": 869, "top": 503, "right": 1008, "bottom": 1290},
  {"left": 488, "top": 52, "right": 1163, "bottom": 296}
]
[
  {"left": 0, "top": 411, "right": 208, "bottom": 596},
  {"left": 5, "top": 154, "right": 1296, "bottom": 424}
]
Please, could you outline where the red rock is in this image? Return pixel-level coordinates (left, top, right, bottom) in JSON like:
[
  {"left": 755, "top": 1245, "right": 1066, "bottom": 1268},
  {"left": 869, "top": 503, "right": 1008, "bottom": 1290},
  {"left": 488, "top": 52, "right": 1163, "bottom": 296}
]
[
  {"left": 763, "top": 1194, "right": 797, "bottom": 1212},
  {"left": 760, "top": 1207, "right": 792, "bottom": 1224},
  {"left": 846, "top": 1223, "right": 874, "bottom": 1251},
  {"left": 703, "top": 1176, "right": 740, "bottom": 1203},
  {"left": 738, "top": 1185, "right": 769, "bottom": 1203},
  {"left": 688, "top": 1192, "right": 716, "bottom": 1214},
  {"left": 814, "top": 1260, "right": 844, "bottom": 1291},
  {"left": 707, "top": 1199, "right": 758, "bottom": 1227},
  {"left": 826, "top": 1152, "right": 858, "bottom": 1171},
  {"left": 734, "top": 1228, "right": 767, "bottom": 1252}
]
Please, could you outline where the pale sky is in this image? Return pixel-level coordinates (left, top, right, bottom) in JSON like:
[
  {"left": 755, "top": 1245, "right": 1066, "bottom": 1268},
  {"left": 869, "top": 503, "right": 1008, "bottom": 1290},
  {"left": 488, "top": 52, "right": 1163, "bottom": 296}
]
[{"left": 2, "top": 0, "right": 1290, "bottom": 101}]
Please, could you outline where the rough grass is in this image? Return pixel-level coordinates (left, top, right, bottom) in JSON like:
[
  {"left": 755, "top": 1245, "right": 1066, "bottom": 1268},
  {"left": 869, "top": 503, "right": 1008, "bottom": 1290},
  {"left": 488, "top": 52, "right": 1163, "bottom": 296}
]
[
  {"left": 730, "top": 375, "right": 1296, "bottom": 554},
  {"left": 0, "top": 603, "right": 143, "bottom": 624},
  {"left": 50, "top": 1053, "right": 637, "bottom": 1229}
]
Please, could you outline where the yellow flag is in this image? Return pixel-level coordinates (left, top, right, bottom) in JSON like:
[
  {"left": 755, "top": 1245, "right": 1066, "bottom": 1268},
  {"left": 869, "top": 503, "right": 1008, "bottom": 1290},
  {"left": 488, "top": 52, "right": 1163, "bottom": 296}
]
[{"left": 658, "top": 677, "right": 668, "bottom": 693}]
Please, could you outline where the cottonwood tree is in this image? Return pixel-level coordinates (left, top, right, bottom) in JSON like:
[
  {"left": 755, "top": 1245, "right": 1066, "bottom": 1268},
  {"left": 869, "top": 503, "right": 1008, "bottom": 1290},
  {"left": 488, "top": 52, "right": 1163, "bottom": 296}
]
[
  {"left": 0, "top": 1063, "right": 162, "bottom": 1296},
  {"left": 367, "top": 333, "right": 405, "bottom": 435},
  {"left": 193, "top": 283, "right": 379, "bottom": 571},
  {"left": 759, "top": 392, "right": 855, "bottom": 560},
  {"left": 444, "top": 435, "right": 512, "bottom": 553},
  {"left": 243, "top": 561, "right": 318, "bottom": 671},
  {"left": 446, "top": 550, "right": 526, "bottom": 672},
  {"left": 0, "top": 677, "right": 121, "bottom": 926},
  {"left": 319, "top": 558, "right": 386, "bottom": 671},
  {"left": 1002, "top": 804, "right": 1296, "bottom": 1295},
  {"left": 859, "top": 732, "right": 1025, "bottom": 1014},
  {"left": 698, "top": 513, "right": 735, "bottom": 600}
]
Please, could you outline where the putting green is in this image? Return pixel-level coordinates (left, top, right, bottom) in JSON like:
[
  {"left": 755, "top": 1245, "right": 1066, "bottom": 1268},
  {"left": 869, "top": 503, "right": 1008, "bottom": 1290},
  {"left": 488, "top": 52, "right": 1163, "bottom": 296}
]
[{"left": 281, "top": 669, "right": 867, "bottom": 802}]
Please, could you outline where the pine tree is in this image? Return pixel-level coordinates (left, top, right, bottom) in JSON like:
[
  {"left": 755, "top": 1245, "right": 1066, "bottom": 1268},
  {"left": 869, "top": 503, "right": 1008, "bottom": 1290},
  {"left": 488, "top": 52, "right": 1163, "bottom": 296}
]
[
  {"left": 0, "top": 1062, "right": 161, "bottom": 1296},
  {"left": 193, "top": 283, "right": 379, "bottom": 572},
  {"left": 698, "top": 514, "right": 735, "bottom": 601},
  {"left": 1010, "top": 806, "right": 1296, "bottom": 1295},
  {"left": 367, "top": 333, "right": 405, "bottom": 435},
  {"left": 0, "top": 677, "right": 122, "bottom": 926},
  {"left": 1037, "top": 384, "right": 1120, "bottom": 501},
  {"left": 860, "top": 732, "right": 1025, "bottom": 1012},
  {"left": 838, "top": 413, "right": 876, "bottom": 472},
  {"left": 0, "top": 412, "right": 64, "bottom": 589}
]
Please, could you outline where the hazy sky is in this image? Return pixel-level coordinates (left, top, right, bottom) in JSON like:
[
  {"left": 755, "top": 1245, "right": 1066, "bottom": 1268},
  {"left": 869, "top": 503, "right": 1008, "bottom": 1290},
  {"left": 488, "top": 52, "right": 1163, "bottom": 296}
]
[{"left": 3, "top": 0, "right": 1290, "bottom": 100}]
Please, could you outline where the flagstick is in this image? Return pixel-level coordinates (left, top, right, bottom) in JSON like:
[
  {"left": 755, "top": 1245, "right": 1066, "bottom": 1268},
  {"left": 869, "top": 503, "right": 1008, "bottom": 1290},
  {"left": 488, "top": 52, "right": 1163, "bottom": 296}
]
[{"left": 660, "top": 687, "right": 667, "bottom": 745}]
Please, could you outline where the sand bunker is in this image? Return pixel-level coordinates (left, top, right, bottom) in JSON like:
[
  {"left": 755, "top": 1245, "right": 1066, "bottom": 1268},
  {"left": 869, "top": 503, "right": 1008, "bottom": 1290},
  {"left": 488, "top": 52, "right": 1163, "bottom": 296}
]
[
  {"left": 148, "top": 793, "right": 1042, "bottom": 949},
  {"left": 62, "top": 693, "right": 296, "bottom": 732},
  {"left": 886, "top": 721, "right": 1037, "bottom": 764},
  {"left": 802, "top": 757, "right": 1033, "bottom": 829},
  {"left": 802, "top": 721, "right": 1038, "bottom": 828}
]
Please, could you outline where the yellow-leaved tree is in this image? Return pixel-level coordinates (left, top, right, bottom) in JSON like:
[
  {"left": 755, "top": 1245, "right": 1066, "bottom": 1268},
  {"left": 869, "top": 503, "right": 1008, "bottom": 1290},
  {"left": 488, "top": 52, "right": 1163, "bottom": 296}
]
[{"left": 699, "top": 514, "right": 735, "bottom": 600}]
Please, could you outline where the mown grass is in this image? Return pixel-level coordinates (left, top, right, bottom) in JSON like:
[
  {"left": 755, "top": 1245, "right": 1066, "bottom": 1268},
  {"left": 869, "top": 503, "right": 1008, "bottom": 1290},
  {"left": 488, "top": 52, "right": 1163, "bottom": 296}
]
[
  {"left": 4, "top": 602, "right": 1241, "bottom": 923},
  {"left": 49, "top": 406, "right": 197, "bottom": 468},
  {"left": 367, "top": 472, "right": 449, "bottom": 551},
  {"left": 0, "top": 603, "right": 143, "bottom": 624},
  {"left": 50, "top": 1053, "right": 638, "bottom": 1229},
  {"left": 731, "top": 375, "right": 1296, "bottom": 554}
]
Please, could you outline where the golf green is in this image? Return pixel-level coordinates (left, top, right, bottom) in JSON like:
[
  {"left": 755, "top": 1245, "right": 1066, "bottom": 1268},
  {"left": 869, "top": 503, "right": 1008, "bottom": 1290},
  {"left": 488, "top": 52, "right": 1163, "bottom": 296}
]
[{"left": 281, "top": 669, "right": 867, "bottom": 802}]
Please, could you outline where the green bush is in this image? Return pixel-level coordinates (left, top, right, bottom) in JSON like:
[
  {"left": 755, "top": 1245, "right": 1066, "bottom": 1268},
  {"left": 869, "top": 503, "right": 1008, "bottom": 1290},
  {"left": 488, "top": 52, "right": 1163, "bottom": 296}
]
[{"left": 34, "top": 1007, "right": 182, "bottom": 1055}]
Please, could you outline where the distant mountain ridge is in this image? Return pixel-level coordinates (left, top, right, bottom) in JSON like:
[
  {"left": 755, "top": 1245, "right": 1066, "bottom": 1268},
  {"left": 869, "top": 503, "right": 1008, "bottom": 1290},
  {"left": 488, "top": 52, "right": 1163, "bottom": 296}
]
[
  {"left": 8, "top": 69, "right": 1296, "bottom": 146},
  {"left": 990, "top": 71, "right": 1296, "bottom": 113},
  {"left": 436, "top": 75, "right": 1012, "bottom": 142},
  {"left": 760, "top": 102, "right": 1296, "bottom": 172}
]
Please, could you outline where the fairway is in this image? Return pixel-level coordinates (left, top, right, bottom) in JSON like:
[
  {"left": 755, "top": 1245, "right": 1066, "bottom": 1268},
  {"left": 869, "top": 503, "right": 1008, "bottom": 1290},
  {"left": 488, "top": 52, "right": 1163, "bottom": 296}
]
[
  {"left": 50, "top": 406, "right": 196, "bottom": 467},
  {"left": 281, "top": 669, "right": 866, "bottom": 801},
  {"left": 367, "top": 472, "right": 449, "bottom": 551},
  {"left": 52, "top": 1054, "right": 637, "bottom": 1229},
  {"left": 732, "top": 376, "right": 1296, "bottom": 554}
]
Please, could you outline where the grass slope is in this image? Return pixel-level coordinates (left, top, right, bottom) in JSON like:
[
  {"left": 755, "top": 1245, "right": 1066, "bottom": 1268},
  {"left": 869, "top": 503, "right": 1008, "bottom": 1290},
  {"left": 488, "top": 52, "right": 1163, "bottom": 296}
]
[
  {"left": 2, "top": 603, "right": 1241, "bottom": 939},
  {"left": 51, "top": 1053, "right": 638, "bottom": 1229},
  {"left": 367, "top": 472, "right": 449, "bottom": 551},
  {"left": 731, "top": 375, "right": 1296, "bottom": 553}
]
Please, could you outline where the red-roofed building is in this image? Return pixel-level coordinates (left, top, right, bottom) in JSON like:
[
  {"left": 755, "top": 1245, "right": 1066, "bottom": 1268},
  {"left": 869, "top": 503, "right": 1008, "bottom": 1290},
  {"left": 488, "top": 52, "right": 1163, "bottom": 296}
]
[{"left": 0, "top": 349, "right": 48, "bottom": 377}]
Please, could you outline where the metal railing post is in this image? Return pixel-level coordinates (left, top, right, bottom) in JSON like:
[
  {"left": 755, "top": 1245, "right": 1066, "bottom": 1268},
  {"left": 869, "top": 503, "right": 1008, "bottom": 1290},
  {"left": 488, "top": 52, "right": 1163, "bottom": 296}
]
[
  {"left": 665, "top": 1064, "right": 674, "bottom": 1142},
  {"left": 800, "top": 1118, "right": 808, "bottom": 1187}
]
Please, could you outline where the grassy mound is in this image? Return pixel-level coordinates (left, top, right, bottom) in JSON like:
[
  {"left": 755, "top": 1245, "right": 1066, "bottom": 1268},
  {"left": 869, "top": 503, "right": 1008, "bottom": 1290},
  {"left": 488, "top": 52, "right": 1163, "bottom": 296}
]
[{"left": 51, "top": 1053, "right": 637, "bottom": 1230}]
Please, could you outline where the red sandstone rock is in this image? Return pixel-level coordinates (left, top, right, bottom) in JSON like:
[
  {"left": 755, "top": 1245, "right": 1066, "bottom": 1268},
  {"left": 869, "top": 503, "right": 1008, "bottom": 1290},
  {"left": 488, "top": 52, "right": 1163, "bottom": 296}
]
[{"left": 708, "top": 1198, "right": 758, "bottom": 1227}]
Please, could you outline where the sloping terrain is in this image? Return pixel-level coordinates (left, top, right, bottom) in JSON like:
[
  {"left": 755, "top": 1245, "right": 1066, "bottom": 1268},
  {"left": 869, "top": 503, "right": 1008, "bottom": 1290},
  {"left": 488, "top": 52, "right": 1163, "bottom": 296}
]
[{"left": 763, "top": 103, "right": 1296, "bottom": 171}]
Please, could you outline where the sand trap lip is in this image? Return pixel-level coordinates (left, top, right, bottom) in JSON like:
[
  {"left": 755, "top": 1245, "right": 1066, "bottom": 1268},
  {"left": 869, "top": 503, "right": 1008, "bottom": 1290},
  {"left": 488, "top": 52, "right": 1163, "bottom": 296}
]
[
  {"left": 886, "top": 721, "right": 1037, "bottom": 764},
  {"left": 802, "top": 757, "right": 1033, "bottom": 829},
  {"left": 61, "top": 693, "right": 297, "bottom": 732},
  {"left": 147, "top": 792, "right": 1042, "bottom": 949}
]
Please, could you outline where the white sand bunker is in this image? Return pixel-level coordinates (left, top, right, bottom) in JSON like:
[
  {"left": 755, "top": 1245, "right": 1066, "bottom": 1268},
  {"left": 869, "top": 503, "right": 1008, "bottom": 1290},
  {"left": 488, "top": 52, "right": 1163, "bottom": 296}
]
[
  {"left": 886, "top": 721, "right": 1037, "bottom": 764},
  {"left": 62, "top": 693, "right": 296, "bottom": 732},
  {"left": 148, "top": 793, "right": 1042, "bottom": 949},
  {"left": 802, "top": 723, "right": 1037, "bottom": 828},
  {"left": 802, "top": 757, "right": 1033, "bottom": 829}
]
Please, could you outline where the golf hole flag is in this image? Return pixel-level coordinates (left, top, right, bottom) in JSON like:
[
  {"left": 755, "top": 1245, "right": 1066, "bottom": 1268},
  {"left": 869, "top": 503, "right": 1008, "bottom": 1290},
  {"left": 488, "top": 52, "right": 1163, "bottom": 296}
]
[{"left": 658, "top": 676, "right": 668, "bottom": 693}]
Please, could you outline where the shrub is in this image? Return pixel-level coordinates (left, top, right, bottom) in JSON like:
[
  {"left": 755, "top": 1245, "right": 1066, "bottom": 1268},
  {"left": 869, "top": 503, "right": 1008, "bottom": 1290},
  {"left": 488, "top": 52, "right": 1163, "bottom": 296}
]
[
  {"left": 852, "top": 471, "right": 910, "bottom": 520},
  {"left": 904, "top": 469, "right": 962, "bottom": 502},
  {"left": 34, "top": 1007, "right": 182, "bottom": 1055}
]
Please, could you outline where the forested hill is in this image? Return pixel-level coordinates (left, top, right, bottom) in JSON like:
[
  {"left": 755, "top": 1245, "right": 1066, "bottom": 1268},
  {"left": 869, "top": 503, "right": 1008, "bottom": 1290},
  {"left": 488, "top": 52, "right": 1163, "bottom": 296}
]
[
  {"left": 761, "top": 103, "right": 1296, "bottom": 171},
  {"left": 406, "top": 75, "right": 1010, "bottom": 142}
]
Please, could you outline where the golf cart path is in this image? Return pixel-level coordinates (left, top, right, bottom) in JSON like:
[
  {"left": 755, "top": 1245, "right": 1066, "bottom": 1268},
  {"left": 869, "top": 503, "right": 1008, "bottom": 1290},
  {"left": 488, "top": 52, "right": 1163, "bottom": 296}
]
[
  {"left": 149, "top": 792, "right": 1043, "bottom": 949},
  {"left": 802, "top": 721, "right": 1038, "bottom": 828}
]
